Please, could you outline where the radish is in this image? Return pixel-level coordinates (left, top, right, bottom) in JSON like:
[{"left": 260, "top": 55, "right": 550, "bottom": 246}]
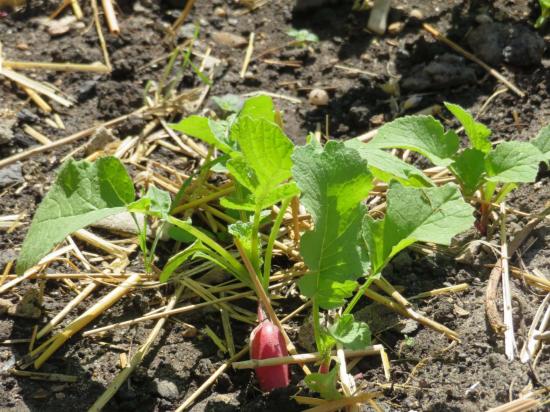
[{"left": 250, "top": 308, "right": 290, "bottom": 391}]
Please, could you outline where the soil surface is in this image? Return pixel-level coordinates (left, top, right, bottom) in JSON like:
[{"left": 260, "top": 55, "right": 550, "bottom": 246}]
[{"left": 1, "top": 1, "right": 549, "bottom": 411}]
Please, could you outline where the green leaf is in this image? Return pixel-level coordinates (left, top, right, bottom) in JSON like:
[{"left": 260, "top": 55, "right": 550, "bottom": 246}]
[
  {"left": 220, "top": 193, "right": 256, "bottom": 211},
  {"left": 292, "top": 141, "right": 373, "bottom": 309},
  {"left": 260, "top": 183, "right": 300, "bottom": 209},
  {"left": 363, "top": 182, "right": 475, "bottom": 274},
  {"left": 450, "top": 148, "right": 486, "bottom": 196},
  {"left": 228, "top": 116, "right": 298, "bottom": 210},
  {"left": 17, "top": 157, "right": 135, "bottom": 274},
  {"left": 317, "top": 330, "right": 337, "bottom": 355},
  {"left": 304, "top": 367, "right": 342, "bottom": 401},
  {"left": 345, "top": 139, "right": 433, "bottom": 187},
  {"left": 327, "top": 314, "right": 371, "bottom": 350},
  {"left": 167, "top": 225, "right": 196, "bottom": 243},
  {"left": 287, "top": 28, "right": 319, "bottom": 43},
  {"left": 239, "top": 95, "right": 275, "bottom": 123},
  {"left": 532, "top": 124, "right": 550, "bottom": 165},
  {"left": 167, "top": 216, "right": 250, "bottom": 286},
  {"left": 128, "top": 186, "right": 171, "bottom": 218},
  {"left": 444, "top": 102, "right": 492, "bottom": 153},
  {"left": 367, "top": 115, "right": 460, "bottom": 166},
  {"left": 226, "top": 155, "right": 258, "bottom": 193},
  {"left": 228, "top": 221, "right": 261, "bottom": 267},
  {"left": 535, "top": 0, "right": 550, "bottom": 28},
  {"left": 231, "top": 117, "right": 293, "bottom": 185},
  {"left": 160, "top": 240, "right": 204, "bottom": 283},
  {"left": 485, "top": 141, "right": 542, "bottom": 183},
  {"left": 212, "top": 94, "right": 244, "bottom": 114},
  {"left": 170, "top": 115, "right": 234, "bottom": 153}
]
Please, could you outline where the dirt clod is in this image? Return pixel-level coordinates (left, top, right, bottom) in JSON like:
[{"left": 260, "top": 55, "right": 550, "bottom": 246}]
[
  {"left": 155, "top": 379, "right": 180, "bottom": 400},
  {"left": 467, "top": 22, "right": 545, "bottom": 67},
  {"left": 401, "top": 53, "right": 476, "bottom": 92}
]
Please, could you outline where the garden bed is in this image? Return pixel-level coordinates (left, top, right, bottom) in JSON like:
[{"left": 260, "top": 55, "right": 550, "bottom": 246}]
[{"left": 0, "top": 1, "right": 549, "bottom": 411}]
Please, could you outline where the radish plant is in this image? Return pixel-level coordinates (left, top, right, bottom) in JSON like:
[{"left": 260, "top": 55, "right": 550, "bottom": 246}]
[
  {"left": 365, "top": 103, "right": 547, "bottom": 234},
  {"left": 291, "top": 138, "right": 475, "bottom": 398},
  {"left": 166, "top": 95, "right": 299, "bottom": 390}
]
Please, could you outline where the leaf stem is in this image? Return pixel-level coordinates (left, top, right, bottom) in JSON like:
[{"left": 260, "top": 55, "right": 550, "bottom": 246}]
[
  {"left": 130, "top": 212, "right": 150, "bottom": 272},
  {"left": 343, "top": 274, "right": 377, "bottom": 315},
  {"left": 250, "top": 204, "right": 262, "bottom": 277},
  {"left": 145, "top": 221, "right": 166, "bottom": 271},
  {"left": 263, "top": 197, "right": 292, "bottom": 289},
  {"left": 167, "top": 216, "right": 248, "bottom": 282},
  {"left": 312, "top": 299, "right": 322, "bottom": 351}
]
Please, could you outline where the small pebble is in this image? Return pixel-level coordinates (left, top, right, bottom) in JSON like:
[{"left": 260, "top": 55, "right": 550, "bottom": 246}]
[
  {"left": 213, "top": 7, "right": 226, "bottom": 18},
  {"left": 409, "top": 9, "right": 424, "bottom": 20},
  {"left": 156, "top": 380, "right": 179, "bottom": 400},
  {"left": 388, "top": 21, "right": 405, "bottom": 34},
  {"left": 308, "top": 88, "right": 329, "bottom": 106},
  {"left": 211, "top": 31, "right": 248, "bottom": 48}
]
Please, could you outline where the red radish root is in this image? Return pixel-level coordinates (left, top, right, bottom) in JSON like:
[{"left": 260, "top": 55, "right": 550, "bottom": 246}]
[{"left": 250, "top": 319, "right": 290, "bottom": 391}]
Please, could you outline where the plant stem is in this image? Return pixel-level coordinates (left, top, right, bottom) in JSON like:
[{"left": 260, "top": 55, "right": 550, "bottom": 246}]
[
  {"left": 250, "top": 204, "right": 262, "bottom": 277},
  {"left": 312, "top": 299, "right": 322, "bottom": 351},
  {"left": 145, "top": 221, "right": 166, "bottom": 270},
  {"left": 478, "top": 183, "right": 496, "bottom": 235},
  {"left": 130, "top": 212, "right": 150, "bottom": 272},
  {"left": 343, "top": 274, "right": 378, "bottom": 315},
  {"left": 263, "top": 197, "right": 292, "bottom": 289}
]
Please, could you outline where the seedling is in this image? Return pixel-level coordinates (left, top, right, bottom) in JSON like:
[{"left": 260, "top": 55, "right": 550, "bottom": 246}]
[
  {"left": 365, "top": 102, "right": 547, "bottom": 235},
  {"left": 535, "top": 0, "right": 550, "bottom": 28},
  {"left": 287, "top": 28, "right": 319, "bottom": 46}
]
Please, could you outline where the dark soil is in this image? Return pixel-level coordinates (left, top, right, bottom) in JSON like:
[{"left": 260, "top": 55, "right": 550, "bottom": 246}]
[{"left": 1, "top": 1, "right": 549, "bottom": 411}]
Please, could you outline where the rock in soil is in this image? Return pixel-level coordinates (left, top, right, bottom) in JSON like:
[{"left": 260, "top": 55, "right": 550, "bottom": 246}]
[
  {"left": 401, "top": 53, "right": 476, "bottom": 92},
  {"left": 467, "top": 22, "right": 545, "bottom": 67},
  {"left": 189, "top": 392, "right": 240, "bottom": 412},
  {"left": 0, "top": 288, "right": 41, "bottom": 319},
  {"left": 211, "top": 31, "right": 248, "bottom": 48},
  {"left": 308, "top": 88, "right": 329, "bottom": 106},
  {"left": 155, "top": 379, "right": 180, "bottom": 400},
  {"left": 0, "top": 117, "right": 16, "bottom": 145},
  {"left": 0, "top": 162, "right": 24, "bottom": 188}
]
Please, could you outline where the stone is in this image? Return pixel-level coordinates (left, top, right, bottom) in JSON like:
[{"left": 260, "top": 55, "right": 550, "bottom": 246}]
[
  {"left": 213, "top": 7, "right": 226, "bottom": 18},
  {"left": 401, "top": 53, "right": 476, "bottom": 92},
  {"left": 1, "top": 290, "right": 41, "bottom": 319},
  {"left": 0, "top": 162, "right": 24, "bottom": 188},
  {"left": 409, "top": 9, "right": 424, "bottom": 20},
  {"left": 211, "top": 31, "right": 248, "bottom": 48},
  {"left": 308, "top": 88, "right": 329, "bottom": 106},
  {"left": 0, "top": 117, "right": 15, "bottom": 145},
  {"left": 156, "top": 379, "right": 179, "bottom": 400},
  {"left": 388, "top": 21, "right": 405, "bottom": 35}
]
